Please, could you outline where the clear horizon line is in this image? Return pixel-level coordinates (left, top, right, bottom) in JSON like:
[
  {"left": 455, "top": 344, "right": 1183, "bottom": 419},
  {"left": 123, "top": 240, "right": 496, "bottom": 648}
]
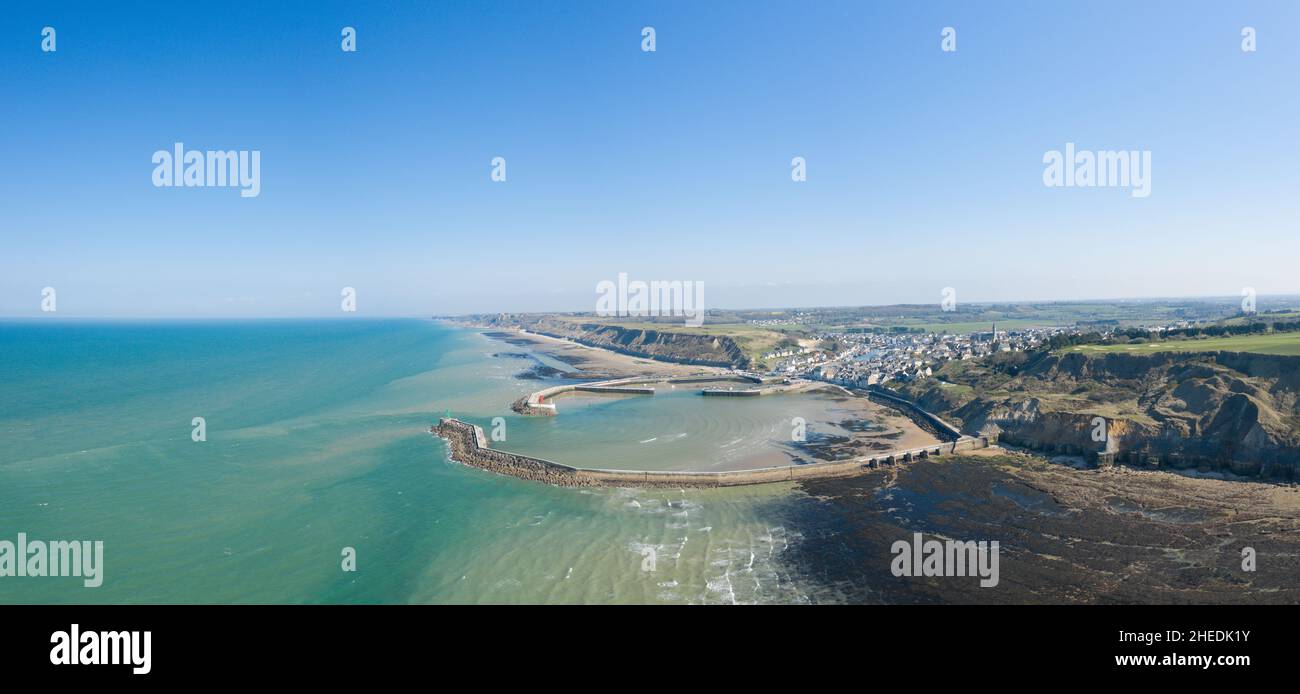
[{"left": 2, "top": 291, "right": 1297, "bottom": 322}]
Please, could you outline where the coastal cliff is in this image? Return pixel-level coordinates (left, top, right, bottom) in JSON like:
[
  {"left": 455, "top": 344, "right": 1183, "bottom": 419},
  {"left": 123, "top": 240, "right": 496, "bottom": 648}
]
[
  {"left": 475, "top": 316, "right": 748, "bottom": 368},
  {"left": 899, "top": 351, "right": 1300, "bottom": 478}
]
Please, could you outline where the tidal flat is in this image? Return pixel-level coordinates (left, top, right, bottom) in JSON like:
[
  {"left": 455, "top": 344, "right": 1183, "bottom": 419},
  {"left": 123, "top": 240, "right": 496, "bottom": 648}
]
[{"left": 776, "top": 450, "right": 1300, "bottom": 604}]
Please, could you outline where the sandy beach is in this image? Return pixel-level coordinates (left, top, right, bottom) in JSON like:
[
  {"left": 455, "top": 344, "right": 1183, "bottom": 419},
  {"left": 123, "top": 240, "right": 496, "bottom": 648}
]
[{"left": 483, "top": 328, "right": 722, "bottom": 379}]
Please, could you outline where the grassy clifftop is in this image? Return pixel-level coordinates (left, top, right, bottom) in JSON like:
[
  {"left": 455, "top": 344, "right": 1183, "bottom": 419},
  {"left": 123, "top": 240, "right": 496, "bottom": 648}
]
[{"left": 1063, "top": 331, "right": 1300, "bottom": 356}]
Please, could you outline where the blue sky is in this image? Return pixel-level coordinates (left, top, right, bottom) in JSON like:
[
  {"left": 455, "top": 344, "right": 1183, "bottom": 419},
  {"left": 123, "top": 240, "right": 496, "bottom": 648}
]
[{"left": 2, "top": 1, "right": 1298, "bottom": 317}]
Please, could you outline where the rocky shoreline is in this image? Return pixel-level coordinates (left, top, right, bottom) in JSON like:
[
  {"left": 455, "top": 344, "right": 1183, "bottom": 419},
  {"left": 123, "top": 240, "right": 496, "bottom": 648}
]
[{"left": 780, "top": 451, "right": 1300, "bottom": 604}]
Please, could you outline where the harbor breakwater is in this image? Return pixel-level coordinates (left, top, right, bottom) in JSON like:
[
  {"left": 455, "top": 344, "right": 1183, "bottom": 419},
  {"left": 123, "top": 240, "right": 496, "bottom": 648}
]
[
  {"left": 511, "top": 373, "right": 766, "bottom": 416},
  {"left": 510, "top": 376, "right": 661, "bottom": 416},
  {"left": 432, "top": 418, "right": 994, "bottom": 489}
]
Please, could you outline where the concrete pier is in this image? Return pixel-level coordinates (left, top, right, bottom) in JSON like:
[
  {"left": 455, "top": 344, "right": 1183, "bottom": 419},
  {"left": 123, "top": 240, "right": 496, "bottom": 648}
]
[{"left": 514, "top": 373, "right": 789, "bottom": 415}]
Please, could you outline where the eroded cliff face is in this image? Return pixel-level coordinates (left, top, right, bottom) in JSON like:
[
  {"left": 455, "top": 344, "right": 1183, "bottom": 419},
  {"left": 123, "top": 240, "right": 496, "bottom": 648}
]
[
  {"left": 907, "top": 351, "right": 1300, "bottom": 478},
  {"left": 522, "top": 319, "right": 747, "bottom": 368}
]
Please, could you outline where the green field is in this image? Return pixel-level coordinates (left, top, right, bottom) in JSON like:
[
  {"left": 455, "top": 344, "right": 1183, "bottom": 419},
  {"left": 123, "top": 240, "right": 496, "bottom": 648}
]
[
  {"left": 1219, "top": 310, "right": 1300, "bottom": 326},
  {"left": 908, "top": 318, "right": 1056, "bottom": 334},
  {"left": 1063, "top": 332, "right": 1300, "bottom": 356}
]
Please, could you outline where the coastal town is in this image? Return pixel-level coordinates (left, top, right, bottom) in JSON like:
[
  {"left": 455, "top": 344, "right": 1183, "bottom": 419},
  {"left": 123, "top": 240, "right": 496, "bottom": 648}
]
[
  {"left": 761, "top": 312, "right": 1246, "bottom": 389},
  {"left": 765, "top": 324, "right": 1067, "bottom": 388},
  {"left": 470, "top": 305, "right": 1257, "bottom": 394}
]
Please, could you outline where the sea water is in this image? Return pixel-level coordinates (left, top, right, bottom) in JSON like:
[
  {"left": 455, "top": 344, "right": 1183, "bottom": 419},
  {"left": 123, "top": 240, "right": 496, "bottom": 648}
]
[{"left": 0, "top": 319, "right": 826, "bottom": 604}]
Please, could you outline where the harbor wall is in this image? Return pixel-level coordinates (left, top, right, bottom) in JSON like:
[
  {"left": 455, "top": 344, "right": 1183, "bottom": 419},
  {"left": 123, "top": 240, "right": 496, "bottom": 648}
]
[
  {"left": 433, "top": 418, "right": 991, "bottom": 489},
  {"left": 866, "top": 386, "right": 964, "bottom": 441}
]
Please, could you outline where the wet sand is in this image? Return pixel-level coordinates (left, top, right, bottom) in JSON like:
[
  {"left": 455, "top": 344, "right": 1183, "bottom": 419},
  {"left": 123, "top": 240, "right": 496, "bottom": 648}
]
[{"left": 787, "top": 391, "right": 941, "bottom": 465}]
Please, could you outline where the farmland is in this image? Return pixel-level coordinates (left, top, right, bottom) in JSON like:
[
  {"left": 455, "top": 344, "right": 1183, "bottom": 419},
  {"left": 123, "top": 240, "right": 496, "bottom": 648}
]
[{"left": 1063, "top": 332, "right": 1300, "bottom": 356}]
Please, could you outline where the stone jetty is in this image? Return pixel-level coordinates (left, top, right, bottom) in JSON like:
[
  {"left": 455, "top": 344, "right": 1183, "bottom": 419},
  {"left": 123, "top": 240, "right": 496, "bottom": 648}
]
[{"left": 432, "top": 417, "right": 994, "bottom": 489}]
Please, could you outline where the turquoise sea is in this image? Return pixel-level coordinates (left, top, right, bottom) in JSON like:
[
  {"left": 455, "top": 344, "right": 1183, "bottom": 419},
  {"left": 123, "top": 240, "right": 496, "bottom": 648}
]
[{"left": 0, "top": 319, "right": 832, "bottom": 604}]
